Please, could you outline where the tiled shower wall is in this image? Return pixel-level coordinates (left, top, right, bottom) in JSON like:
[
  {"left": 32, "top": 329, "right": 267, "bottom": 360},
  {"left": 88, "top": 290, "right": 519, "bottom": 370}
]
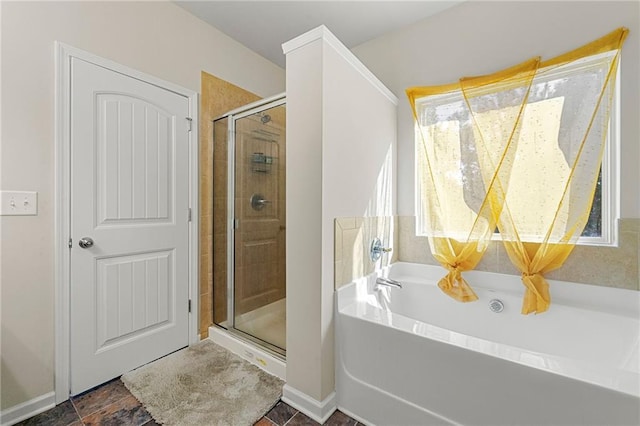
[
  {"left": 334, "top": 216, "right": 398, "bottom": 288},
  {"left": 200, "top": 72, "right": 261, "bottom": 338},
  {"left": 398, "top": 216, "right": 640, "bottom": 291}
]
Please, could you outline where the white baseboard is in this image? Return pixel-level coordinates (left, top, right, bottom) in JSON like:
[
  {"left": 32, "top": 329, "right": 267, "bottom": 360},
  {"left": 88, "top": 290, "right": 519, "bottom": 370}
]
[
  {"left": 0, "top": 392, "right": 56, "bottom": 426},
  {"left": 282, "top": 384, "right": 336, "bottom": 424}
]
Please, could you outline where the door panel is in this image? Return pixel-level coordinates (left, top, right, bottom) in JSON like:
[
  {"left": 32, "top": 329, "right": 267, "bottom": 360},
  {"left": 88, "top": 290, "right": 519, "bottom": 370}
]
[
  {"left": 95, "top": 250, "right": 174, "bottom": 352},
  {"left": 70, "top": 58, "right": 189, "bottom": 394},
  {"left": 96, "top": 94, "right": 174, "bottom": 225}
]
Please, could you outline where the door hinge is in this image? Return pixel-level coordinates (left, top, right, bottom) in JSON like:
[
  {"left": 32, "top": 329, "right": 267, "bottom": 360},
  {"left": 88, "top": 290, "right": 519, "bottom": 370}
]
[
  {"left": 186, "top": 117, "right": 193, "bottom": 132},
  {"left": 68, "top": 238, "right": 72, "bottom": 249},
  {"left": 188, "top": 299, "right": 192, "bottom": 313},
  {"left": 234, "top": 218, "right": 239, "bottom": 230},
  {"left": 188, "top": 208, "right": 192, "bottom": 222}
]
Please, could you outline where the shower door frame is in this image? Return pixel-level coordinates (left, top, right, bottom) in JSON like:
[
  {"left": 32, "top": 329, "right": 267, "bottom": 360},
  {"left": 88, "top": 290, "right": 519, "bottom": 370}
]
[{"left": 217, "top": 93, "right": 286, "bottom": 357}]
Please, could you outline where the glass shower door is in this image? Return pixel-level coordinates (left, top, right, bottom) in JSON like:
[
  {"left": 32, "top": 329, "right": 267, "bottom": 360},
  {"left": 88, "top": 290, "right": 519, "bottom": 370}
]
[{"left": 232, "top": 102, "right": 286, "bottom": 353}]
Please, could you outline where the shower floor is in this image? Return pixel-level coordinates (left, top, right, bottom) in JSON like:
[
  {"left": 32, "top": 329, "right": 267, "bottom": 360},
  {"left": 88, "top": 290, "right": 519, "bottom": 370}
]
[{"left": 222, "top": 298, "right": 286, "bottom": 351}]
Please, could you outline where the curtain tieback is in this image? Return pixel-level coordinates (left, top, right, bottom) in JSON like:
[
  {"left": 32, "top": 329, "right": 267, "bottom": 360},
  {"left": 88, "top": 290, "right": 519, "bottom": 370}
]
[
  {"left": 520, "top": 272, "right": 551, "bottom": 314},
  {"left": 438, "top": 264, "right": 478, "bottom": 303},
  {"left": 445, "top": 264, "right": 462, "bottom": 279}
]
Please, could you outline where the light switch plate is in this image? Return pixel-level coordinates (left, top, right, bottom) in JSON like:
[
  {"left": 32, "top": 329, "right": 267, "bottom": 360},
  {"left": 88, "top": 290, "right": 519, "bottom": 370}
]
[{"left": 0, "top": 191, "right": 38, "bottom": 215}]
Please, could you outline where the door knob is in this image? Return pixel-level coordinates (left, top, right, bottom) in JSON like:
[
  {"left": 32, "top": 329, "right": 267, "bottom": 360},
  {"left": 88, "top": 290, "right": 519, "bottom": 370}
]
[{"left": 78, "top": 237, "right": 94, "bottom": 249}]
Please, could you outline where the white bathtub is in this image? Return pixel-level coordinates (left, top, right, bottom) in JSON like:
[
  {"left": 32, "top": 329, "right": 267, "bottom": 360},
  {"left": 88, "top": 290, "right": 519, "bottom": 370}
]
[{"left": 336, "top": 262, "right": 640, "bottom": 426}]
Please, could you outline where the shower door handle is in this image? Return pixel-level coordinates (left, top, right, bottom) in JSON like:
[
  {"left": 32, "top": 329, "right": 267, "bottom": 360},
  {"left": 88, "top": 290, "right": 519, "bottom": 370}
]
[{"left": 250, "top": 194, "right": 271, "bottom": 211}]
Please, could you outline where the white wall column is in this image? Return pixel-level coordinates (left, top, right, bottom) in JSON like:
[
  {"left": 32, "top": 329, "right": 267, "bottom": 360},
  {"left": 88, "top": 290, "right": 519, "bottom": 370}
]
[{"left": 283, "top": 26, "right": 397, "bottom": 423}]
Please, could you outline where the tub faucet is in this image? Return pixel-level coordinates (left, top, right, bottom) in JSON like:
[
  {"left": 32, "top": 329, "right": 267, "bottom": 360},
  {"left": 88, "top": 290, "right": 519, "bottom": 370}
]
[
  {"left": 370, "top": 238, "right": 392, "bottom": 261},
  {"left": 375, "top": 277, "right": 402, "bottom": 289}
]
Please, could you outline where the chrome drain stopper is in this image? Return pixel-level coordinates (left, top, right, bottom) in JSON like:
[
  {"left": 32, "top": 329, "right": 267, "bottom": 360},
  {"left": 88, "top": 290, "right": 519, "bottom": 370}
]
[{"left": 489, "top": 299, "right": 504, "bottom": 313}]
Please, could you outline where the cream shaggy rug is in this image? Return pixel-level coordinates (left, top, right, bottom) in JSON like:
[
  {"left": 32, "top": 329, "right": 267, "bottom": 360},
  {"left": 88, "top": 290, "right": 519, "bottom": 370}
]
[{"left": 121, "top": 340, "right": 284, "bottom": 425}]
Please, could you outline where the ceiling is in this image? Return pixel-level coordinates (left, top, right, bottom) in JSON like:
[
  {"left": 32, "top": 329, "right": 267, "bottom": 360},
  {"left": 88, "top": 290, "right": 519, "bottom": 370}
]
[{"left": 175, "top": 1, "right": 463, "bottom": 68}]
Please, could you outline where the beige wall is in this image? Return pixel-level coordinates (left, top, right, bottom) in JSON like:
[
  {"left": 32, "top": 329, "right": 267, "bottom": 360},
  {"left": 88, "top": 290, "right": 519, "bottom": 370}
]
[
  {"left": 0, "top": 1, "right": 284, "bottom": 411},
  {"left": 352, "top": 1, "right": 640, "bottom": 218}
]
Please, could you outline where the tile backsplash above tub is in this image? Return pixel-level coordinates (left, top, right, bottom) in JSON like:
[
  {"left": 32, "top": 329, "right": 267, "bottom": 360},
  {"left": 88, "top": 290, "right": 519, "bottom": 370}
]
[
  {"left": 334, "top": 216, "right": 639, "bottom": 291},
  {"left": 334, "top": 216, "right": 398, "bottom": 288},
  {"left": 397, "top": 216, "right": 640, "bottom": 291}
]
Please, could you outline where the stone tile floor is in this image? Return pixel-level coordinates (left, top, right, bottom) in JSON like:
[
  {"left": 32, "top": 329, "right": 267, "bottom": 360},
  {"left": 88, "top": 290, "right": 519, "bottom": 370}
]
[
  {"left": 258, "top": 401, "right": 359, "bottom": 426},
  {"left": 15, "top": 379, "right": 158, "bottom": 426},
  {"left": 16, "top": 378, "right": 361, "bottom": 426}
]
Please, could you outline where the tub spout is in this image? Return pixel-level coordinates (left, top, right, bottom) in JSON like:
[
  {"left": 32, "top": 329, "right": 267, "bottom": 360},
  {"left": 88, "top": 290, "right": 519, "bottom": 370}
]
[{"left": 375, "top": 277, "right": 402, "bottom": 289}]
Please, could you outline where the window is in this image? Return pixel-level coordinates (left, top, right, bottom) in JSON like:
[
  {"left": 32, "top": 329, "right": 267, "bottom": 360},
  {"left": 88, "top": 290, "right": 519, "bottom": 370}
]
[{"left": 415, "top": 51, "right": 619, "bottom": 247}]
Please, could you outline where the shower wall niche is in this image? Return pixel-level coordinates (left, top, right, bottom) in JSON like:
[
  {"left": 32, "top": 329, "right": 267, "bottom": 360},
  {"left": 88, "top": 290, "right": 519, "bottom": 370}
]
[{"left": 213, "top": 95, "right": 286, "bottom": 355}]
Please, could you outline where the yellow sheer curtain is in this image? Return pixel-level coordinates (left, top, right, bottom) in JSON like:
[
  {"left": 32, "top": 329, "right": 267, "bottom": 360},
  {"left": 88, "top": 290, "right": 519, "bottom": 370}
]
[
  {"left": 408, "top": 28, "right": 627, "bottom": 313},
  {"left": 408, "top": 59, "right": 540, "bottom": 302},
  {"left": 490, "top": 28, "right": 628, "bottom": 314}
]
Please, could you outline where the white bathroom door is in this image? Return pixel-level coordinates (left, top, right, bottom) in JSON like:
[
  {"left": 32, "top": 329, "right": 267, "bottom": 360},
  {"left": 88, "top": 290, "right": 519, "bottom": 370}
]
[{"left": 69, "top": 57, "right": 190, "bottom": 394}]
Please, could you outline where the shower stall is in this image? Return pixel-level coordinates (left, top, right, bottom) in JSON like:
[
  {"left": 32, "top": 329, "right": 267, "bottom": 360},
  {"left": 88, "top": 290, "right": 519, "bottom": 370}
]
[{"left": 212, "top": 94, "right": 286, "bottom": 357}]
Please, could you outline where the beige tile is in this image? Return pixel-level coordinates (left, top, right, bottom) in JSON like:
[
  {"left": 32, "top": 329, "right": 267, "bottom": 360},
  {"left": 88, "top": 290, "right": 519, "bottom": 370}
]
[
  {"left": 208, "top": 270, "right": 213, "bottom": 288},
  {"left": 212, "top": 166, "right": 228, "bottom": 199},
  {"left": 398, "top": 213, "right": 640, "bottom": 291},
  {"left": 200, "top": 266, "right": 212, "bottom": 296},
  {"left": 490, "top": 232, "right": 640, "bottom": 291},
  {"left": 360, "top": 216, "right": 375, "bottom": 265},
  {"left": 335, "top": 216, "right": 399, "bottom": 285},
  {"left": 398, "top": 216, "right": 434, "bottom": 264},
  {"left": 475, "top": 241, "right": 499, "bottom": 272},
  {"left": 200, "top": 234, "right": 212, "bottom": 256},
  {"left": 334, "top": 260, "right": 344, "bottom": 289},
  {"left": 392, "top": 215, "right": 399, "bottom": 263},
  {"left": 341, "top": 246, "right": 354, "bottom": 285},
  {"left": 199, "top": 292, "right": 212, "bottom": 335},
  {"left": 620, "top": 218, "right": 640, "bottom": 233},
  {"left": 334, "top": 220, "right": 343, "bottom": 263},
  {"left": 211, "top": 263, "right": 227, "bottom": 287},
  {"left": 397, "top": 215, "right": 413, "bottom": 260},
  {"left": 213, "top": 139, "right": 228, "bottom": 165},
  {"left": 546, "top": 230, "right": 639, "bottom": 290},
  {"left": 212, "top": 222, "right": 226, "bottom": 253},
  {"left": 200, "top": 254, "right": 212, "bottom": 275},
  {"left": 495, "top": 242, "right": 520, "bottom": 276},
  {"left": 213, "top": 212, "right": 227, "bottom": 235},
  {"left": 201, "top": 162, "right": 213, "bottom": 186},
  {"left": 344, "top": 227, "right": 364, "bottom": 282},
  {"left": 201, "top": 71, "right": 262, "bottom": 329},
  {"left": 336, "top": 217, "right": 356, "bottom": 230},
  {"left": 213, "top": 196, "right": 227, "bottom": 218}
]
